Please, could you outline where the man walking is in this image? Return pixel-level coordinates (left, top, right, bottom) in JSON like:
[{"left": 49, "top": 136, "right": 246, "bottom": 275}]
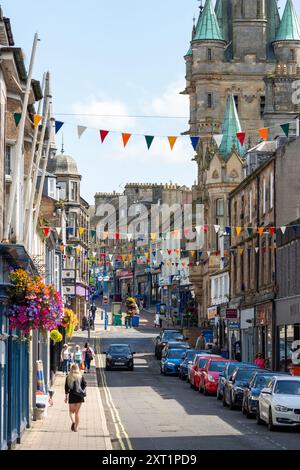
[{"left": 90, "top": 303, "right": 97, "bottom": 330}]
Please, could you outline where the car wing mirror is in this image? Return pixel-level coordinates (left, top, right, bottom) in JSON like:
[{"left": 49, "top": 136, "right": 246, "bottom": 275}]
[{"left": 229, "top": 376, "right": 233, "bottom": 382}]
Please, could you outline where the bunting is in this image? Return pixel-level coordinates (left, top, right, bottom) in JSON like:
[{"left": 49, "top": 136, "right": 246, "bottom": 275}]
[
  {"left": 145, "top": 135, "right": 154, "bottom": 149},
  {"left": 34, "top": 114, "right": 43, "bottom": 128},
  {"left": 190, "top": 136, "right": 200, "bottom": 151},
  {"left": 259, "top": 128, "right": 269, "bottom": 141},
  {"left": 77, "top": 125, "right": 87, "bottom": 139},
  {"left": 100, "top": 130, "right": 109, "bottom": 143},
  {"left": 122, "top": 133, "right": 132, "bottom": 147},
  {"left": 213, "top": 134, "right": 223, "bottom": 148},
  {"left": 14, "top": 113, "right": 22, "bottom": 127},
  {"left": 55, "top": 121, "right": 64, "bottom": 134},
  {"left": 236, "top": 132, "right": 246, "bottom": 146},
  {"left": 168, "top": 136, "right": 177, "bottom": 151}
]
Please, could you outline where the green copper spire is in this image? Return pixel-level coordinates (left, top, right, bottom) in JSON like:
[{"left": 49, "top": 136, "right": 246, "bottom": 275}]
[
  {"left": 194, "top": 0, "right": 225, "bottom": 42},
  {"left": 267, "top": 0, "right": 281, "bottom": 57},
  {"left": 275, "top": 0, "right": 300, "bottom": 41},
  {"left": 219, "top": 95, "right": 245, "bottom": 159}
]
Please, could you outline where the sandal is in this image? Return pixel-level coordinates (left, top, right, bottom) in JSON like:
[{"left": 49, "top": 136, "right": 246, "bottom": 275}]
[{"left": 71, "top": 423, "right": 75, "bottom": 431}]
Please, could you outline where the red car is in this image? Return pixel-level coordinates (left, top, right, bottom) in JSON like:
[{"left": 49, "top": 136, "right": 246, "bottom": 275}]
[
  {"left": 190, "top": 355, "right": 222, "bottom": 391},
  {"left": 199, "top": 358, "right": 233, "bottom": 395}
]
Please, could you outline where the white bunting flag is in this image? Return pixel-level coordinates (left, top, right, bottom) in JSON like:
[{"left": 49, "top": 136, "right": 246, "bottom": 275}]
[
  {"left": 214, "top": 225, "right": 220, "bottom": 234},
  {"left": 126, "top": 233, "right": 132, "bottom": 241},
  {"left": 214, "top": 134, "right": 224, "bottom": 148},
  {"left": 255, "top": 247, "right": 259, "bottom": 253},
  {"left": 55, "top": 227, "right": 62, "bottom": 237},
  {"left": 207, "top": 251, "right": 211, "bottom": 257},
  {"left": 108, "top": 254, "right": 113, "bottom": 260},
  {"left": 77, "top": 125, "right": 87, "bottom": 139},
  {"left": 280, "top": 226, "right": 287, "bottom": 235},
  {"left": 195, "top": 225, "right": 202, "bottom": 235}
]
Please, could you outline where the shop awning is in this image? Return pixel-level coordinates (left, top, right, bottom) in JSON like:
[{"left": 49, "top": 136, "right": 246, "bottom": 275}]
[{"left": 0, "top": 243, "right": 38, "bottom": 284}]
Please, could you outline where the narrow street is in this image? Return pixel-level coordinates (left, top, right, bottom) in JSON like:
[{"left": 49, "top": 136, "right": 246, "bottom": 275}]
[{"left": 96, "top": 312, "right": 300, "bottom": 451}]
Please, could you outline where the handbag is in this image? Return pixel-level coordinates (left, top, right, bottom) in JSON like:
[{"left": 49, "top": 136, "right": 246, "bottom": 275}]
[
  {"left": 85, "top": 348, "right": 93, "bottom": 361},
  {"left": 72, "top": 380, "right": 86, "bottom": 398}
]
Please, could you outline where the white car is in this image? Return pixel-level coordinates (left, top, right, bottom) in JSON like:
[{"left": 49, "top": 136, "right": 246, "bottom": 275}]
[{"left": 257, "top": 376, "right": 300, "bottom": 431}]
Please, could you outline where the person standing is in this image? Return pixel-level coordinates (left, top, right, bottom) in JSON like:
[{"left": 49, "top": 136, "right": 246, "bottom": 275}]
[
  {"left": 73, "top": 345, "right": 82, "bottom": 368},
  {"left": 154, "top": 312, "right": 160, "bottom": 328},
  {"left": 255, "top": 353, "right": 266, "bottom": 369},
  {"left": 90, "top": 303, "right": 97, "bottom": 329},
  {"left": 61, "top": 344, "right": 71, "bottom": 375},
  {"left": 195, "top": 334, "right": 206, "bottom": 350},
  {"left": 65, "top": 364, "right": 87, "bottom": 432},
  {"left": 82, "top": 342, "right": 95, "bottom": 373}
]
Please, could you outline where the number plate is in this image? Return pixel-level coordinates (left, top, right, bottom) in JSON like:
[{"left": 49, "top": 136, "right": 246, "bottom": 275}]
[{"left": 115, "top": 362, "right": 125, "bottom": 365}]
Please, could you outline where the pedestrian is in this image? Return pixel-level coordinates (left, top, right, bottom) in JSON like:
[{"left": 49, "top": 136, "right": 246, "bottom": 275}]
[
  {"left": 82, "top": 342, "right": 95, "bottom": 373},
  {"left": 255, "top": 353, "right": 266, "bottom": 369},
  {"left": 159, "top": 317, "right": 163, "bottom": 328},
  {"left": 90, "top": 303, "right": 97, "bottom": 328},
  {"left": 65, "top": 363, "right": 87, "bottom": 432},
  {"left": 82, "top": 315, "right": 88, "bottom": 331},
  {"left": 264, "top": 358, "right": 271, "bottom": 370},
  {"left": 73, "top": 345, "right": 82, "bottom": 368},
  {"left": 195, "top": 334, "right": 206, "bottom": 350},
  {"left": 154, "top": 312, "right": 160, "bottom": 328},
  {"left": 61, "top": 344, "right": 71, "bottom": 375}
]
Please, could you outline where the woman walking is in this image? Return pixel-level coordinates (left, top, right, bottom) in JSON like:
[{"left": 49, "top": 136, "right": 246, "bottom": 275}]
[
  {"left": 65, "top": 364, "right": 87, "bottom": 432},
  {"left": 61, "top": 344, "right": 71, "bottom": 375},
  {"left": 73, "top": 345, "right": 83, "bottom": 368},
  {"left": 82, "top": 342, "right": 95, "bottom": 373}
]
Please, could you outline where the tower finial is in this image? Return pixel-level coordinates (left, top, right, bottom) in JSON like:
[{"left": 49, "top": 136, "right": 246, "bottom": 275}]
[
  {"left": 61, "top": 133, "right": 64, "bottom": 154},
  {"left": 198, "top": 0, "right": 204, "bottom": 14}
]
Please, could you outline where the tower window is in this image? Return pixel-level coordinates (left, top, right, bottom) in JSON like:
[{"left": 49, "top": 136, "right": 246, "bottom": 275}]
[
  {"left": 260, "top": 96, "right": 265, "bottom": 118},
  {"left": 290, "top": 50, "right": 295, "bottom": 62},
  {"left": 5, "top": 146, "right": 12, "bottom": 176},
  {"left": 257, "top": 0, "right": 261, "bottom": 19},
  {"left": 207, "top": 93, "right": 213, "bottom": 109},
  {"left": 234, "top": 95, "right": 239, "bottom": 113},
  {"left": 207, "top": 48, "right": 212, "bottom": 62}
]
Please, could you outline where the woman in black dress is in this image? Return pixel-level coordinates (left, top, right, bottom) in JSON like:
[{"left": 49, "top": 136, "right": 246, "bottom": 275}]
[{"left": 65, "top": 363, "right": 87, "bottom": 432}]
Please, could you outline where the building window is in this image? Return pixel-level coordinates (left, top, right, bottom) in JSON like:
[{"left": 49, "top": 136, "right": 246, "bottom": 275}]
[
  {"left": 270, "top": 172, "right": 274, "bottom": 209},
  {"left": 260, "top": 96, "right": 265, "bottom": 118},
  {"left": 249, "top": 190, "right": 252, "bottom": 221},
  {"left": 290, "top": 49, "right": 295, "bottom": 62},
  {"left": 70, "top": 182, "right": 78, "bottom": 202},
  {"left": 207, "top": 48, "right": 212, "bottom": 62},
  {"left": 68, "top": 212, "right": 77, "bottom": 234},
  {"left": 5, "top": 146, "right": 12, "bottom": 176},
  {"left": 207, "top": 93, "right": 213, "bottom": 109},
  {"left": 263, "top": 178, "right": 266, "bottom": 214},
  {"left": 58, "top": 181, "right": 67, "bottom": 200},
  {"left": 241, "top": 250, "right": 244, "bottom": 292},
  {"left": 48, "top": 178, "right": 56, "bottom": 199},
  {"left": 216, "top": 199, "right": 224, "bottom": 250},
  {"left": 247, "top": 249, "right": 251, "bottom": 290}
]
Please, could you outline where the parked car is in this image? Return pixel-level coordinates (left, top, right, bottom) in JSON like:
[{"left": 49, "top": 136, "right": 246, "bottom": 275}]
[
  {"left": 199, "top": 358, "right": 231, "bottom": 395},
  {"left": 187, "top": 352, "right": 208, "bottom": 383},
  {"left": 104, "top": 344, "right": 135, "bottom": 371},
  {"left": 178, "top": 349, "right": 198, "bottom": 380},
  {"left": 242, "top": 371, "right": 289, "bottom": 418},
  {"left": 257, "top": 376, "right": 300, "bottom": 431},
  {"left": 216, "top": 360, "right": 240, "bottom": 400},
  {"left": 223, "top": 366, "right": 259, "bottom": 409},
  {"left": 162, "top": 341, "right": 190, "bottom": 358},
  {"left": 155, "top": 329, "right": 185, "bottom": 360},
  {"left": 190, "top": 355, "right": 222, "bottom": 391},
  {"left": 161, "top": 348, "right": 186, "bottom": 376}
]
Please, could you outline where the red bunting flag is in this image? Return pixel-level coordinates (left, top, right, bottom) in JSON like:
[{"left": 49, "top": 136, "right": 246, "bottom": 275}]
[
  {"left": 269, "top": 227, "right": 275, "bottom": 236},
  {"left": 203, "top": 224, "right": 209, "bottom": 233},
  {"left": 41, "top": 226, "right": 51, "bottom": 238},
  {"left": 168, "top": 249, "right": 172, "bottom": 255},
  {"left": 115, "top": 233, "right": 119, "bottom": 240},
  {"left": 100, "top": 130, "right": 109, "bottom": 143},
  {"left": 236, "top": 132, "right": 246, "bottom": 146},
  {"left": 122, "top": 133, "right": 132, "bottom": 147}
]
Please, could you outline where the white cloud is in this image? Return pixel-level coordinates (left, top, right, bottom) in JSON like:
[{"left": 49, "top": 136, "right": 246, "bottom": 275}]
[{"left": 146, "top": 79, "right": 189, "bottom": 117}]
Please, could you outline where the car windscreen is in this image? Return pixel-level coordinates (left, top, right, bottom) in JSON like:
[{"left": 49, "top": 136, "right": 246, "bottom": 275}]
[
  {"left": 254, "top": 374, "right": 273, "bottom": 389},
  {"left": 168, "top": 342, "right": 188, "bottom": 349},
  {"left": 209, "top": 361, "right": 227, "bottom": 372},
  {"left": 168, "top": 350, "right": 186, "bottom": 359},
  {"left": 227, "top": 363, "right": 238, "bottom": 377},
  {"left": 184, "top": 351, "right": 196, "bottom": 361},
  {"left": 274, "top": 380, "right": 300, "bottom": 395},
  {"left": 198, "top": 358, "right": 208, "bottom": 368},
  {"left": 236, "top": 369, "right": 257, "bottom": 381},
  {"left": 163, "top": 332, "right": 184, "bottom": 341},
  {"left": 109, "top": 346, "right": 130, "bottom": 355}
]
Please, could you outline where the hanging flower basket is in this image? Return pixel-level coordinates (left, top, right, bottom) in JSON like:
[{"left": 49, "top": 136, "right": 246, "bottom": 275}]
[
  {"left": 50, "top": 329, "right": 63, "bottom": 343},
  {"left": 61, "top": 308, "right": 78, "bottom": 338},
  {"left": 126, "top": 297, "right": 139, "bottom": 316},
  {"left": 7, "top": 269, "right": 63, "bottom": 334}
]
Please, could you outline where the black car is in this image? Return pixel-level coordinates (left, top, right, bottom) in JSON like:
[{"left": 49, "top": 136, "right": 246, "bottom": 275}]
[
  {"left": 242, "top": 371, "right": 289, "bottom": 418},
  {"left": 178, "top": 349, "right": 197, "bottom": 380},
  {"left": 155, "top": 330, "right": 185, "bottom": 360},
  {"left": 223, "top": 366, "right": 259, "bottom": 410},
  {"left": 104, "top": 344, "right": 135, "bottom": 371}
]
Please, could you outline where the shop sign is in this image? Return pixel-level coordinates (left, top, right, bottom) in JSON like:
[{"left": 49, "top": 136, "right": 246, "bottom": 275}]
[
  {"left": 226, "top": 308, "right": 238, "bottom": 319},
  {"left": 228, "top": 321, "right": 240, "bottom": 330},
  {"left": 256, "top": 303, "right": 272, "bottom": 326},
  {"left": 116, "top": 270, "right": 133, "bottom": 279},
  {"left": 207, "top": 306, "right": 218, "bottom": 319}
]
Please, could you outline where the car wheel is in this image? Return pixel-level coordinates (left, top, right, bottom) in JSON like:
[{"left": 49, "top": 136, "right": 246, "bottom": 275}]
[
  {"left": 268, "top": 408, "right": 276, "bottom": 432},
  {"left": 229, "top": 392, "right": 236, "bottom": 410},
  {"left": 256, "top": 407, "right": 264, "bottom": 425},
  {"left": 128, "top": 366, "right": 134, "bottom": 371}
]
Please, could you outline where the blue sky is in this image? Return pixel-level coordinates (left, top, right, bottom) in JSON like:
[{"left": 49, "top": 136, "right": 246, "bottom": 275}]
[{"left": 2, "top": 0, "right": 293, "bottom": 204}]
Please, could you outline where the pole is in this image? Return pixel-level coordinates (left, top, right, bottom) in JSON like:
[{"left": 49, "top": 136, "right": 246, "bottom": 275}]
[
  {"left": 4, "top": 33, "right": 39, "bottom": 242},
  {"left": 25, "top": 72, "right": 51, "bottom": 248},
  {"left": 24, "top": 72, "right": 46, "bottom": 220}
]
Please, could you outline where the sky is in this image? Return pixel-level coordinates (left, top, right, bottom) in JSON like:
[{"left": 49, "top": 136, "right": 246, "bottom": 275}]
[{"left": 2, "top": 0, "right": 293, "bottom": 204}]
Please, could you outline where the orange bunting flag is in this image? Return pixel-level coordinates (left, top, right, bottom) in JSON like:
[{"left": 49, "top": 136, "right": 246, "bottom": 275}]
[
  {"left": 190, "top": 250, "right": 196, "bottom": 257},
  {"left": 34, "top": 114, "right": 42, "bottom": 128},
  {"left": 168, "top": 136, "right": 177, "bottom": 151},
  {"left": 122, "top": 133, "right": 132, "bottom": 147},
  {"left": 236, "top": 227, "right": 242, "bottom": 236},
  {"left": 259, "top": 128, "right": 269, "bottom": 141},
  {"left": 258, "top": 227, "right": 264, "bottom": 237},
  {"left": 240, "top": 248, "right": 244, "bottom": 255},
  {"left": 121, "top": 255, "right": 126, "bottom": 262}
]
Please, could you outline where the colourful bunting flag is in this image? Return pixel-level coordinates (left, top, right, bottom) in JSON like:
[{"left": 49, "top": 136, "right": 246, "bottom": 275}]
[
  {"left": 240, "top": 248, "right": 244, "bottom": 255},
  {"left": 150, "top": 233, "right": 157, "bottom": 241},
  {"left": 203, "top": 224, "right": 208, "bottom": 233},
  {"left": 77, "top": 125, "right": 87, "bottom": 139},
  {"left": 259, "top": 128, "right": 269, "bottom": 141},
  {"left": 14, "top": 113, "right": 22, "bottom": 127},
  {"left": 190, "top": 136, "right": 200, "bottom": 151},
  {"left": 55, "top": 121, "right": 64, "bottom": 134},
  {"left": 41, "top": 226, "right": 51, "bottom": 238},
  {"left": 115, "top": 233, "right": 119, "bottom": 240},
  {"left": 269, "top": 227, "right": 275, "bottom": 236},
  {"left": 258, "top": 227, "right": 264, "bottom": 237},
  {"left": 247, "top": 227, "right": 253, "bottom": 237},
  {"left": 225, "top": 226, "right": 231, "bottom": 235},
  {"left": 168, "top": 136, "right": 177, "bottom": 150},
  {"left": 55, "top": 227, "right": 62, "bottom": 237},
  {"left": 207, "top": 251, "right": 211, "bottom": 257},
  {"left": 214, "top": 225, "right": 220, "bottom": 234},
  {"left": 214, "top": 134, "right": 223, "bottom": 148},
  {"left": 281, "top": 123, "right": 290, "bottom": 138},
  {"left": 145, "top": 135, "right": 154, "bottom": 149},
  {"left": 100, "top": 130, "right": 109, "bottom": 143},
  {"left": 255, "top": 247, "right": 259, "bottom": 253},
  {"left": 34, "top": 114, "right": 42, "bottom": 128},
  {"left": 184, "top": 228, "right": 190, "bottom": 237},
  {"left": 236, "top": 132, "right": 246, "bottom": 146},
  {"left": 67, "top": 227, "right": 74, "bottom": 235},
  {"left": 236, "top": 227, "right": 242, "bottom": 236},
  {"left": 122, "top": 133, "right": 132, "bottom": 147},
  {"left": 195, "top": 226, "right": 201, "bottom": 235},
  {"left": 78, "top": 227, "right": 85, "bottom": 236},
  {"left": 280, "top": 226, "right": 286, "bottom": 235}
]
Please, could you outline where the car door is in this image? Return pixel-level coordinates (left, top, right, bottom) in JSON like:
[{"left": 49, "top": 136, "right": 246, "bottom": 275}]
[
  {"left": 260, "top": 378, "right": 274, "bottom": 420},
  {"left": 226, "top": 370, "right": 236, "bottom": 404}
]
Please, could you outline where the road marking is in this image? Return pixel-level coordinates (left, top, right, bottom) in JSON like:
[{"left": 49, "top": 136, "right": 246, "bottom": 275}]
[{"left": 95, "top": 341, "right": 133, "bottom": 451}]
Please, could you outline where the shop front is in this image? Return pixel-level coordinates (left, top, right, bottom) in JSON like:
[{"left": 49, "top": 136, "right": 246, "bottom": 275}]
[
  {"left": 240, "top": 308, "right": 255, "bottom": 363},
  {"left": 116, "top": 270, "right": 133, "bottom": 300},
  {"left": 275, "top": 296, "right": 300, "bottom": 372},
  {"left": 255, "top": 302, "right": 273, "bottom": 367}
]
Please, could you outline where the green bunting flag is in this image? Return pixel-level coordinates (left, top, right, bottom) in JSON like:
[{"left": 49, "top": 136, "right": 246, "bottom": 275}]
[
  {"left": 145, "top": 135, "right": 154, "bottom": 150},
  {"left": 280, "top": 123, "right": 290, "bottom": 138},
  {"left": 14, "top": 113, "right": 22, "bottom": 127}
]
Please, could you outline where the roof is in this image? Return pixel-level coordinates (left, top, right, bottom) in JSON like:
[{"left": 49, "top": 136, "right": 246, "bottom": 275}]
[
  {"left": 275, "top": 0, "right": 300, "bottom": 41},
  {"left": 47, "top": 153, "right": 80, "bottom": 176},
  {"left": 193, "top": 0, "right": 225, "bottom": 42},
  {"left": 219, "top": 95, "right": 245, "bottom": 160}
]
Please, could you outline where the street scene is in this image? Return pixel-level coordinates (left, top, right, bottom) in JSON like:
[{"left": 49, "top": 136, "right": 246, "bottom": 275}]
[{"left": 1, "top": 0, "right": 300, "bottom": 457}]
